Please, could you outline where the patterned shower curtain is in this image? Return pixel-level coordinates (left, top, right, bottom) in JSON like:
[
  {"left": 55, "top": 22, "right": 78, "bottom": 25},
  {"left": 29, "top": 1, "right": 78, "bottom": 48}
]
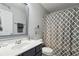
[{"left": 42, "top": 7, "right": 79, "bottom": 56}]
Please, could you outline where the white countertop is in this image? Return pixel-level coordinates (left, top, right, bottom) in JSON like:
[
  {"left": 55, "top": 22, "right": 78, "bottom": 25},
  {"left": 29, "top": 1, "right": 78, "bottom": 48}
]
[{"left": 0, "top": 39, "right": 43, "bottom": 56}]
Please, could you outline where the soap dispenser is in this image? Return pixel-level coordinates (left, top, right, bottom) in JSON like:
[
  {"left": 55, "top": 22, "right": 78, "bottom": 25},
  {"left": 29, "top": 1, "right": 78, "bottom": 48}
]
[{"left": 34, "top": 25, "right": 40, "bottom": 39}]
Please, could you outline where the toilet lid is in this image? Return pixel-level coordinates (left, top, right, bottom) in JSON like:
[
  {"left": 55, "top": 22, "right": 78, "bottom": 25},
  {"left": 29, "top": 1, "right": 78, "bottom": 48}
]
[{"left": 42, "top": 47, "right": 53, "bottom": 55}]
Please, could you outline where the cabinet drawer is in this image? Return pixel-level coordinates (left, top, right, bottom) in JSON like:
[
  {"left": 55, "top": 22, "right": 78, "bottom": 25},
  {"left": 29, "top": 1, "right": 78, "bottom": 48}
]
[
  {"left": 22, "top": 48, "right": 35, "bottom": 56},
  {"left": 35, "top": 44, "right": 42, "bottom": 53}
]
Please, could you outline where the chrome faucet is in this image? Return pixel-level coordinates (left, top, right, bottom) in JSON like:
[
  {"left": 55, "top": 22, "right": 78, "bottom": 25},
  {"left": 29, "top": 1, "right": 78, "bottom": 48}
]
[{"left": 15, "top": 40, "right": 21, "bottom": 44}]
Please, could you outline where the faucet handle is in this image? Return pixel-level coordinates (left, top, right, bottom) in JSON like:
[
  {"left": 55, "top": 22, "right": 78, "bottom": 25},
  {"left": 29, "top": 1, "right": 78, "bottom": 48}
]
[{"left": 27, "top": 35, "right": 31, "bottom": 40}]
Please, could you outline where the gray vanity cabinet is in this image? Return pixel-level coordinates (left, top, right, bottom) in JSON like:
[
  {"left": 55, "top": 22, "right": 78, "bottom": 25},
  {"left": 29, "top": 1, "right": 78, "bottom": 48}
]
[
  {"left": 22, "top": 48, "right": 35, "bottom": 56},
  {"left": 18, "top": 44, "right": 42, "bottom": 56}
]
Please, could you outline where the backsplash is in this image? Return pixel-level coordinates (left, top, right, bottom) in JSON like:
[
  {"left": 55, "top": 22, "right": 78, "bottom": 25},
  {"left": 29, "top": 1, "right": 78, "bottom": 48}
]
[{"left": 0, "top": 35, "right": 28, "bottom": 41}]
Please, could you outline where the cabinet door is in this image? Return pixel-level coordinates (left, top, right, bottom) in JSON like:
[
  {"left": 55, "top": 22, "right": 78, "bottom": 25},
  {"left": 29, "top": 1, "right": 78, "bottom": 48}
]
[
  {"left": 22, "top": 48, "right": 35, "bottom": 56},
  {"left": 0, "top": 9, "right": 13, "bottom": 36},
  {"left": 35, "top": 44, "right": 42, "bottom": 53},
  {"left": 35, "top": 51, "right": 42, "bottom": 56}
]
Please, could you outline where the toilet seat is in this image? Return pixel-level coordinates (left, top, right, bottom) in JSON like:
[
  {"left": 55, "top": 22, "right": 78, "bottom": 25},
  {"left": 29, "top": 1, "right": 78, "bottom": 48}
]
[{"left": 42, "top": 47, "right": 53, "bottom": 56}]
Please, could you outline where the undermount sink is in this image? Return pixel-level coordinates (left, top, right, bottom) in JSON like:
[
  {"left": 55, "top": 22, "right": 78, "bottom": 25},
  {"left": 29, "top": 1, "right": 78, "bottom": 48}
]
[
  {"left": 11, "top": 39, "right": 32, "bottom": 50},
  {"left": 11, "top": 42, "right": 29, "bottom": 50}
]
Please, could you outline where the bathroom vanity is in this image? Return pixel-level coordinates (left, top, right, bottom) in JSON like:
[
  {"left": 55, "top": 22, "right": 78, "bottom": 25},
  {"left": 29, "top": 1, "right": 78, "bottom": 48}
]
[
  {"left": 0, "top": 38, "right": 43, "bottom": 56},
  {"left": 18, "top": 44, "right": 42, "bottom": 56}
]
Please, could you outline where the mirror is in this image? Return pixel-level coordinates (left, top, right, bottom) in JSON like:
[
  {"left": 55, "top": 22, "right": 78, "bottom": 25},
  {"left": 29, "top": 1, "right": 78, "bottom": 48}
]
[{"left": 0, "top": 9, "right": 13, "bottom": 36}]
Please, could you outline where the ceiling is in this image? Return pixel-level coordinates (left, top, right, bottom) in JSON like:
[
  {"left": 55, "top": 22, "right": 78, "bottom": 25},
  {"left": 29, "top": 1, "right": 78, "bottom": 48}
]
[
  {"left": 41, "top": 3, "right": 79, "bottom": 12},
  {"left": 2, "top": 3, "right": 79, "bottom": 13},
  {"left": 2, "top": 3, "right": 26, "bottom": 11}
]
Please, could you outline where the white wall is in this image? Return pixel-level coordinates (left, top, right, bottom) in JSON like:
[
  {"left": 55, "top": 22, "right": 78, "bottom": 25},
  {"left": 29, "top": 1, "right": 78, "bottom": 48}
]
[{"left": 28, "top": 3, "right": 49, "bottom": 39}]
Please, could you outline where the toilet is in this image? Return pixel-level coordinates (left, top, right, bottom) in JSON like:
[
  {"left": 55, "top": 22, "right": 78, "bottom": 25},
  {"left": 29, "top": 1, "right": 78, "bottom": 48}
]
[{"left": 42, "top": 47, "right": 53, "bottom": 56}]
